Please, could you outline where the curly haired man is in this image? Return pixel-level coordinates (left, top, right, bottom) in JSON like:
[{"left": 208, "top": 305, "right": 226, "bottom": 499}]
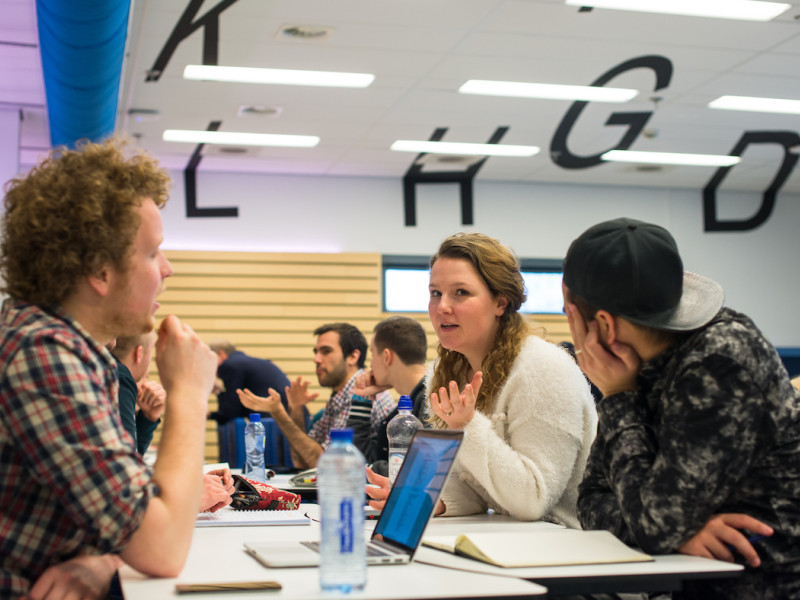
[{"left": 0, "top": 140, "right": 218, "bottom": 597}]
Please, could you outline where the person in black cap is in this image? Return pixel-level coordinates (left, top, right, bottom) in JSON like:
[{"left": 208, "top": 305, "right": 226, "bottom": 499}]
[{"left": 562, "top": 217, "right": 800, "bottom": 599}]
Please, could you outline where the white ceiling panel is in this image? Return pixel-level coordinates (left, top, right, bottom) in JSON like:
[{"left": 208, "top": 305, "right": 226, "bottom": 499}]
[{"left": 3, "top": 0, "right": 800, "bottom": 194}]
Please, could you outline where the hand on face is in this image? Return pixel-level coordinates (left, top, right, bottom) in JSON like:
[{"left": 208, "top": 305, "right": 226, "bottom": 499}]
[
  {"left": 237, "top": 387, "right": 282, "bottom": 414},
  {"left": 565, "top": 304, "right": 640, "bottom": 397},
  {"left": 678, "top": 513, "right": 773, "bottom": 568},
  {"left": 430, "top": 371, "right": 482, "bottom": 429},
  {"left": 353, "top": 369, "right": 391, "bottom": 397}
]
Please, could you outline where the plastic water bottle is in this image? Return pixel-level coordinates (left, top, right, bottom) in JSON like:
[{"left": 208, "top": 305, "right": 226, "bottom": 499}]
[
  {"left": 387, "top": 395, "right": 422, "bottom": 485},
  {"left": 318, "top": 428, "right": 366, "bottom": 592},
  {"left": 244, "top": 413, "right": 266, "bottom": 482}
]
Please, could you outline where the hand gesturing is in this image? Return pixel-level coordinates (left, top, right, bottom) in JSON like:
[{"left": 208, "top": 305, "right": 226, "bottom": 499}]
[{"left": 430, "top": 371, "right": 482, "bottom": 429}]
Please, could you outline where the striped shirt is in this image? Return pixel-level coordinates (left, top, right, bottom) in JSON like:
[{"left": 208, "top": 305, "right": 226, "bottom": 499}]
[
  {"left": 307, "top": 369, "right": 394, "bottom": 453},
  {"left": 0, "top": 301, "right": 156, "bottom": 596}
]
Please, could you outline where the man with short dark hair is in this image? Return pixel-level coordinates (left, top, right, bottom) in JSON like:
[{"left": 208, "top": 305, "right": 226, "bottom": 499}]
[
  {"left": 207, "top": 339, "right": 293, "bottom": 425},
  {"left": 355, "top": 316, "right": 428, "bottom": 472},
  {"left": 563, "top": 217, "right": 800, "bottom": 599},
  {"left": 238, "top": 322, "right": 394, "bottom": 468},
  {"left": 0, "top": 140, "right": 218, "bottom": 596}
]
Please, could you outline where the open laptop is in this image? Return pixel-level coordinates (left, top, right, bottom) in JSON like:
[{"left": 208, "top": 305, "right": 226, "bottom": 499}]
[{"left": 244, "top": 429, "right": 463, "bottom": 568}]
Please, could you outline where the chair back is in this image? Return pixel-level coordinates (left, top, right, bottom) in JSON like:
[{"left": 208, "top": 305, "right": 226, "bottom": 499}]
[{"left": 216, "top": 417, "right": 246, "bottom": 469}]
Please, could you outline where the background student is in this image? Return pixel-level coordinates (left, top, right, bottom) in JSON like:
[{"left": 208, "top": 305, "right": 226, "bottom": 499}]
[
  {"left": 354, "top": 315, "right": 429, "bottom": 472},
  {"left": 238, "top": 323, "right": 394, "bottom": 468}
]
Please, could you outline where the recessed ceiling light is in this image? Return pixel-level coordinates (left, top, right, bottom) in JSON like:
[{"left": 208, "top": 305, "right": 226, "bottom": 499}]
[
  {"left": 602, "top": 149, "right": 740, "bottom": 167},
  {"left": 390, "top": 140, "right": 540, "bottom": 157},
  {"left": 708, "top": 95, "right": 800, "bottom": 114},
  {"left": 237, "top": 105, "right": 283, "bottom": 117},
  {"left": 565, "top": 0, "right": 790, "bottom": 21},
  {"left": 183, "top": 65, "right": 374, "bottom": 88},
  {"left": 278, "top": 24, "right": 333, "bottom": 40},
  {"left": 163, "top": 129, "right": 319, "bottom": 148},
  {"left": 459, "top": 80, "right": 637, "bottom": 102},
  {"left": 216, "top": 146, "right": 250, "bottom": 154},
  {"left": 127, "top": 108, "right": 160, "bottom": 123}
]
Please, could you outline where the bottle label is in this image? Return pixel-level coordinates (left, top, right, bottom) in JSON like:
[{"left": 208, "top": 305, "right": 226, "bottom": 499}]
[
  {"left": 388, "top": 453, "right": 405, "bottom": 484},
  {"left": 339, "top": 499, "right": 354, "bottom": 553}
]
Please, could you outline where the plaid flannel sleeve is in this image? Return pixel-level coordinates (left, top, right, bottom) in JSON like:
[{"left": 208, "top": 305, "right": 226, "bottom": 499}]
[{"left": 3, "top": 336, "right": 156, "bottom": 554}]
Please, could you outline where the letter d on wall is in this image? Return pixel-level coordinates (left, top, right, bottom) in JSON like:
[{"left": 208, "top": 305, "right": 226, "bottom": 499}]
[{"left": 703, "top": 131, "right": 800, "bottom": 232}]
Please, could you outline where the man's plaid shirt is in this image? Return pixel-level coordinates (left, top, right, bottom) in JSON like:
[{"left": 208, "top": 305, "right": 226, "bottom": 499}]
[
  {"left": 307, "top": 369, "right": 394, "bottom": 450},
  {"left": 0, "top": 300, "right": 156, "bottom": 596}
]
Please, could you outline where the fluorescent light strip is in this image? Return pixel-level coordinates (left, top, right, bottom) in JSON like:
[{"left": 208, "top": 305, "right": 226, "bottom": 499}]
[
  {"left": 709, "top": 95, "right": 800, "bottom": 115},
  {"left": 183, "top": 65, "right": 374, "bottom": 88},
  {"left": 390, "top": 140, "right": 540, "bottom": 157},
  {"left": 163, "top": 129, "right": 319, "bottom": 148},
  {"left": 459, "top": 80, "right": 637, "bottom": 102},
  {"left": 602, "top": 150, "right": 740, "bottom": 167},
  {"left": 565, "top": 0, "right": 790, "bottom": 21}
]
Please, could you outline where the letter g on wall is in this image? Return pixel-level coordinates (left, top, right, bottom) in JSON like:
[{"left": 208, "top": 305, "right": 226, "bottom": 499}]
[{"left": 550, "top": 55, "right": 673, "bottom": 169}]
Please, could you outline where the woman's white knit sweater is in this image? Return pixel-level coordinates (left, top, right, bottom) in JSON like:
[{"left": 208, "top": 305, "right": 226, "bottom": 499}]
[{"left": 426, "top": 335, "right": 598, "bottom": 529}]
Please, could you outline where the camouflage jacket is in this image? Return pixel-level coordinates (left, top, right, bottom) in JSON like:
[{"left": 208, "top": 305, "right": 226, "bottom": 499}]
[{"left": 578, "top": 308, "right": 800, "bottom": 592}]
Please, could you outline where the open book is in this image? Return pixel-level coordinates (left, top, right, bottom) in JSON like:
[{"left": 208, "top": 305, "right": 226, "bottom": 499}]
[{"left": 423, "top": 529, "right": 652, "bottom": 568}]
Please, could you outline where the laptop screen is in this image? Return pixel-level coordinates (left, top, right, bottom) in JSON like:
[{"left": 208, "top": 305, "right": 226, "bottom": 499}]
[{"left": 372, "top": 429, "right": 462, "bottom": 554}]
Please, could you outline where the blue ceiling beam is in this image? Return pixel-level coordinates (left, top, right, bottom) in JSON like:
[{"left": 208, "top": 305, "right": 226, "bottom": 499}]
[{"left": 36, "top": 0, "right": 131, "bottom": 148}]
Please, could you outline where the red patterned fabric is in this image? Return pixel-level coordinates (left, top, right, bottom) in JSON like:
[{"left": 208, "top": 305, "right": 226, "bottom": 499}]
[{"left": 233, "top": 475, "right": 300, "bottom": 511}]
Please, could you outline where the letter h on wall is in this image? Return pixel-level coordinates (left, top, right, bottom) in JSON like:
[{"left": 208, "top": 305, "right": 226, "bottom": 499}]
[{"left": 402, "top": 126, "right": 509, "bottom": 227}]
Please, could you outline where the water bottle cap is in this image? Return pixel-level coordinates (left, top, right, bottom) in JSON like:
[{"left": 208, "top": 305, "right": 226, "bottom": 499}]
[
  {"left": 249, "top": 413, "right": 261, "bottom": 423},
  {"left": 329, "top": 428, "right": 354, "bottom": 443},
  {"left": 397, "top": 395, "right": 413, "bottom": 411}
]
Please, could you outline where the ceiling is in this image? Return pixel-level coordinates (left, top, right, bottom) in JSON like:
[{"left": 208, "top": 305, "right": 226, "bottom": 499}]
[{"left": 4, "top": 0, "right": 800, "bottom": 193}]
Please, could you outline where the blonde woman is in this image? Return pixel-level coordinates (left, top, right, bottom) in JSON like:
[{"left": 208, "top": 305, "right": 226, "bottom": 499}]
[{"left": 367, "top": 233, "right": 597, "bottom": 527}]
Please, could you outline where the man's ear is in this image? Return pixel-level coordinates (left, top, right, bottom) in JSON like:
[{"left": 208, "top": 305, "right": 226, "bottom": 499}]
[
  {"left": 594, "top": 310, "right": 618, "bottom": 345},
  {"left": 347, "top": 349, "right": 360, "bottom": 368},
  {"left": 382, "top": 347, "right": 394, "bottom": 367},
  {"left": 86, "top": 265, "right": 113, "bottom": 297},
  {"left": 134, "top": 345, "right": 144, "bottom": 366}
]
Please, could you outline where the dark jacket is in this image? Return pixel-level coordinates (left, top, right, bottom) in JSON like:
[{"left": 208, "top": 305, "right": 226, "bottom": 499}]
[
  {"left": 209, "top": 351, "right": 294, "bottom": 424},
  {"left": 578, "top": 308, "right": 800, "bottom": 598}
]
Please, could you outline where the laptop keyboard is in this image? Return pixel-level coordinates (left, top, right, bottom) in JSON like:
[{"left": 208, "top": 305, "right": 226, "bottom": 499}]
[
  {"left": 301, "top": 541, "right": 393, "bottom": 557},
  {"left": 367, "top": 544, "right": 392, "bottom": 557}
]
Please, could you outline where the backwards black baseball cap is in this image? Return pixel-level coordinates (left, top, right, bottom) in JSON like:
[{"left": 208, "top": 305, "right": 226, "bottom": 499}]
[{"left": 563, "top": 218, "right": 724, "bottom": 331}]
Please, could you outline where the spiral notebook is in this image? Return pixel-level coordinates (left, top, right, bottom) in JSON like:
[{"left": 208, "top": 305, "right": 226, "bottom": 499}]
[
  {"left": 196, "top": 507, "right": 310, "bottom": 527},
  {"left": 244, "top": 429, "right": 463, "bottom": 567}
]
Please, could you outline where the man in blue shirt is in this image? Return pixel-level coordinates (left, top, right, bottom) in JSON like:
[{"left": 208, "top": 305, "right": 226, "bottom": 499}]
[{"left": 208, "top": 340, "right": 292, "bottom": 425}]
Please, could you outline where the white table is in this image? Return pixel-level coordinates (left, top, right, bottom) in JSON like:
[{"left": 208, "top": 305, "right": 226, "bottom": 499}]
[
  {"left": 417, "top": 516, "right": 744, "bottom": 596},
  {"left": 119, "top": 512, "right": 547, "bottom": 599},
  {"left": 120, "top": 509, "right": 743, "bottom": 598}
]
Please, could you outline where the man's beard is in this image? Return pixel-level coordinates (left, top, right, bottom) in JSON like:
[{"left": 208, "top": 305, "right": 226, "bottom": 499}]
[
  {"left": 104, "top": 280, "right": 160, "bottom": 339},
  {"left": 317, "top": 361, "right": 348, "bottom": 389}
]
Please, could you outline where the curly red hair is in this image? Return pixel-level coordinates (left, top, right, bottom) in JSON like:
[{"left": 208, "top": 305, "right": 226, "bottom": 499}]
[{"left": 1, "top": 139, "right": 170, "bottom": 307}]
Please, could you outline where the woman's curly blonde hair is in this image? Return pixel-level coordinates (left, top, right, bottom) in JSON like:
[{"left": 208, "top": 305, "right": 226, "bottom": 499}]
[
  {"left": 428, "top": 233, "right": 532, "bottom": 427},
  {"left": 1, "top": 139, "right": 170, "bottom": 308}
]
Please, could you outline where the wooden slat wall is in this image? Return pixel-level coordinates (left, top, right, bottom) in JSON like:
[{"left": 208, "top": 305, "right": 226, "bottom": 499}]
[{"left": 149, "top": 250, "right": 571, "bottom": 461}]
